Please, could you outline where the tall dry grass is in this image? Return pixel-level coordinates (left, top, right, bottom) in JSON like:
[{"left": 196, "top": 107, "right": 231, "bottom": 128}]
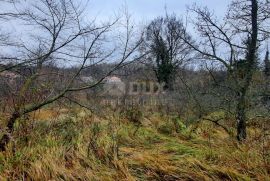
[{"left": 0, "top": 107, "right": 269, "bottom": 180}]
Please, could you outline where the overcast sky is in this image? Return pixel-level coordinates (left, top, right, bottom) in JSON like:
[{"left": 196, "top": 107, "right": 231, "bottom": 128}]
[
  {"left": 1, "top": 0, "right": 233, "bottom": 65},
  {"left": 88, "top": 0, "right": 232, "bottom": 23}
]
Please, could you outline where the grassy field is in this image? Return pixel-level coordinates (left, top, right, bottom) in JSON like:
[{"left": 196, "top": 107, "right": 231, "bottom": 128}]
[{"left": 0, "top": 107, "right": 269, "bottom": 180}]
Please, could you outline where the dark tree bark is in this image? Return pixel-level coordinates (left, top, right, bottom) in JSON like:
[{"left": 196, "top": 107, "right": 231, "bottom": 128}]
[
  {"left": 264, "top": 48, "right": 270, "bottom": 77},
  {"left": 0, "top": 111, "right": 20, "bottom": 151},
  {"left": 236, "top": 0, "right": 258, "bottom": 141}
]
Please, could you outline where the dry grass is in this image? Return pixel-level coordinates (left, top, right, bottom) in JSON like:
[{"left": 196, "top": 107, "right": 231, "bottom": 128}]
[
  {"left": 0, "top": 107, "right": 269, "bottom": 180},
  {"left": 29, "top": 107, "right": 68, "bottom": 121}
]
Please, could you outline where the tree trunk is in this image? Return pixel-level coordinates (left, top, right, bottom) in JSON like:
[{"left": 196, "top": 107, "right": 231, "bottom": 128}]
[
  {"left": 236, "top": 94, "right": 247, "bottom": 141},
  {"left": 236, "top": 0, "right": 258, "bottom": 142},
  {"left": 0, "top": 111, "right": 20, "bottom": 151}
]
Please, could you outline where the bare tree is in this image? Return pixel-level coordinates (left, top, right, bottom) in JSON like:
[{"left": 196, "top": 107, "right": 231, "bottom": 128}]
[
  {"left": 0, "top": 0, "right": 144, "bottom": 151},
  {"left": 180, "top": 0, "right": 269, "bottom": 141}
]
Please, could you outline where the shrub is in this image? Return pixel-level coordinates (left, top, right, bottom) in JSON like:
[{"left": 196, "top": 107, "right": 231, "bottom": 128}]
[
  {"left": 172, "top": 116, "right": 187, "bottom": 133},
  {"left": 122, "top": 106, "right": 143, "bottom": 125},
  {"left": 158, "top": 124, "right": 173, "bottom": 135},
  {"left": 158, "top": 116, "right": 187, "bottom": 135}
]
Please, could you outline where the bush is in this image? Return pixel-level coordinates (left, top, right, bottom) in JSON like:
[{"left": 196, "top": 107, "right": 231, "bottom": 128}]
[
  {"left": 157, "top": 116, "right": 187, "bottom": 135},
  {"left": 158, "top": 124, "right": 173, "bottom": 135},
  {"left": 172, "top": 116, "right": 187, "bottom": 133},
  {"left": 122, "top": 107, "right": 143, "bottom": 125}
]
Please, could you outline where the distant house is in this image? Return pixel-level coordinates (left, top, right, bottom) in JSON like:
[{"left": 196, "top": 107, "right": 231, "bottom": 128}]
[
  {"left": 0, "top": 71, "right": 20, "bottom": 79},
  {"left": 0, "top": 70, "right": 22, "bottom": 98},
  {"left": 0, "top": 71, "right": 21, "bottom": 85},
  {"left": 102, "top": 76, "right": 125, "bottom": 97}
]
